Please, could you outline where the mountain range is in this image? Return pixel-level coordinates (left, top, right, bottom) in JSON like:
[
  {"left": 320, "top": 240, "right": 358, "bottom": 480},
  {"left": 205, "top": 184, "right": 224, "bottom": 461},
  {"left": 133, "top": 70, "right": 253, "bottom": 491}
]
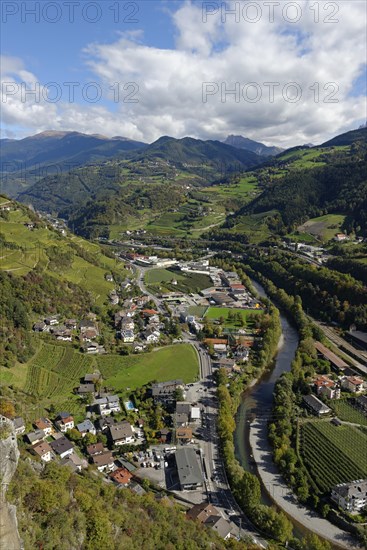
[{"left": 223, "top": 135, "right": 283, "bottom": 156}]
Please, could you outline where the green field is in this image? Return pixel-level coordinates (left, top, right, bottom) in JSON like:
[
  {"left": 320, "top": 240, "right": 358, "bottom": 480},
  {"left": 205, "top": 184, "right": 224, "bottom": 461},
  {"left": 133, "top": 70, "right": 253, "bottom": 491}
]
[
  {"left": 332, "top": 400, "right": 367, "bottom": 426},
  {"left": 97, "top": 344, "right": 199, "bottom": 391},
  {"left": 204, "top": 307, "right": 262, "bottom": 328},
  {"left": 188, "top": 306, "right": 209, "bottom": 318},
  {"left": 300, "top": 421, "right": 367, "bottom": 493},
  {"left": 298, "top": 214, "right": 346, "bottom": 242},
  {"left": 145, "top": 267, "right": 212, "bottom": 294}
]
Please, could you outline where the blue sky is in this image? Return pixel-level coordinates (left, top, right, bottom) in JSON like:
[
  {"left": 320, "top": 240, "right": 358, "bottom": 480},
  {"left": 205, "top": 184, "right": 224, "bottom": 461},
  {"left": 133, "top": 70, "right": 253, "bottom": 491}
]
[{"left": 1, "top": 1, "right": 366, "bottom": 146}]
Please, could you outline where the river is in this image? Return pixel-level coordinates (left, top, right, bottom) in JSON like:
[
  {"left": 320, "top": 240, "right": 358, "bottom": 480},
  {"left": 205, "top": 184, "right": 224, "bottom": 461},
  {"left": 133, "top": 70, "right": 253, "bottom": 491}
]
[{"left": 234, "top": 279, "right": 299, "bottom": 500}]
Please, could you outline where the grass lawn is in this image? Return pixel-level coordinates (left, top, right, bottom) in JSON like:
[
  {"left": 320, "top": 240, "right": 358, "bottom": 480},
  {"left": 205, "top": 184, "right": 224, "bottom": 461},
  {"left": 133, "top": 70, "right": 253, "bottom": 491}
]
[
  {"left": 97, "top": 344, "right": 199, "bottom": 391},
  {"left": 204, "top": 307, "right": 262, "bottom": 328},
  {"left": 332, "top": 400, "right": 367, "bottom": 426},
  {"left": 188, "top": 306, "right": 209, "bottom": 318}
]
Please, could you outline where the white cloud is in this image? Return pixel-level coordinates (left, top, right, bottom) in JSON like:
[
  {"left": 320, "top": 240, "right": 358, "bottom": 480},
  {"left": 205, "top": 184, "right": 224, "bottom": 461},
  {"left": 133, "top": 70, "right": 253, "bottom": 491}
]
[{"left": 1, "top": 1, "right": 366, "bottom": 146}]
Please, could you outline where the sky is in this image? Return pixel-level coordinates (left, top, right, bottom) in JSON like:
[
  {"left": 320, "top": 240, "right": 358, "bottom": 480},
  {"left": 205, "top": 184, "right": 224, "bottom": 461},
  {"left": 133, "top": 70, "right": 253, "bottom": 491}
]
[{"left": 1, "top": 0, "right": 366, "bottom": 147}]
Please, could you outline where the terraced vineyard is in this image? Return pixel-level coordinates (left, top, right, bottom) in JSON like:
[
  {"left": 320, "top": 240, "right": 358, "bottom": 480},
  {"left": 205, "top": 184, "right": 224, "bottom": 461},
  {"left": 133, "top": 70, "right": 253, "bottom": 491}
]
[
  {"left": 24, "top": 343, "right": 94, "bottom": 398},
  {"left": 300, "top": 421, "right": 367, "bottom": 493}
]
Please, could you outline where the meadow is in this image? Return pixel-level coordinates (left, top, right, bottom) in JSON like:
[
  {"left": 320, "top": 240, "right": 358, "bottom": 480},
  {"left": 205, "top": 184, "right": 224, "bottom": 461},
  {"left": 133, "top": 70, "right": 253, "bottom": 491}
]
[
  {"left": 298, "top": 214, "right": 346, "bottom": 242},
  {"left": 97, "top": 344, "right": 199, "bottom": 391}
]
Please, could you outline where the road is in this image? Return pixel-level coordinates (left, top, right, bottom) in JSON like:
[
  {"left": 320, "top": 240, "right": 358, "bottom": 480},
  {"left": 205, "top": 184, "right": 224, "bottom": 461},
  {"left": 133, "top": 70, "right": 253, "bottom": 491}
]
[
  {"left": 249, "top": 418, "right": 361, "bottom": 550},
  {"left": 134, "top": 265, "right": 166, "bottom": 314},
  {"left": 187, "top": 340, "right": 268, "bottom": 548}
]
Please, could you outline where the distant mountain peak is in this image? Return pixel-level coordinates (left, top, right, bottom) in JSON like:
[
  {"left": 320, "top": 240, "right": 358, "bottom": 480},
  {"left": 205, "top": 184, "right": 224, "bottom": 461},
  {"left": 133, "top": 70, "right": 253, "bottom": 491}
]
[{"left": 223, "top": 135, "right": 283, "bottom": 157}]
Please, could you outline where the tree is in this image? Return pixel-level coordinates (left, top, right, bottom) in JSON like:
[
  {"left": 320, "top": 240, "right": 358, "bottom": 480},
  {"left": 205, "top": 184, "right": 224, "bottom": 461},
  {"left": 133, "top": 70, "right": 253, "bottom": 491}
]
[{"left": 0, "top": 400, "right": 15, "bottom": 419}]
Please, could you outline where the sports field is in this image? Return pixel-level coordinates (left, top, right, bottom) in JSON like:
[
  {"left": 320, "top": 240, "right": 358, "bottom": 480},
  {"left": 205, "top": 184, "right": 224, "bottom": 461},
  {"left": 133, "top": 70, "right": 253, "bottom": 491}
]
[{"left": 204, "top": 307, "right": 262, "bottom": 328}]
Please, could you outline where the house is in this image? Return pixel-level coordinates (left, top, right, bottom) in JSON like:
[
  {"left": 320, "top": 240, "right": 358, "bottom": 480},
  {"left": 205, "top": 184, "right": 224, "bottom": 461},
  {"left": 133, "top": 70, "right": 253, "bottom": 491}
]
[
  {"left": 121, "top": 317, "right": 135, "bottom": 331},
  {"left": 92, "top": 451, "right": 115, "bottom": 472},
  {"left": 105, "top": 274, "right": 113, "bottom": 282},
  {"left": 32, "top": 441, "right": 52, "bottom": 462},
  {"left": 109, "top": 293, "right": 119, "bottom": 305},
  {"left": 65, "top": 319, "right": 77, "bottom": 329},
  {"left": 86, "top": 442, "right": 105, "bottom": 456},
  {"left": 109, "top": 467, "right": 133, "bottom": 487},
  {"left": 132, "top": 342, "right": 145, "bottom": 353},
  {"left": 44, "top": 315, "right": 59, "bottom": 326},
  {"left": 94, "top": 395, "right": 121, "bottom": 416},
  {"left": 50, "top": 436, "right": 74, "bottom": 459},
  {"left": 76, "top": 419, "right": 96, "bottom": 437},
  {"left": 341, "top": 376, "right": 364, "bottom": 394},
  {"left": 13, "top": 417, "right": 25, "bottom": 435},
  {"left": 82, "top": 342, "right": 106, "bottom": 354},
  {"left": 313, "top": 375, "right": 341, "bottom": 400},
  {"left": 176, "top": 427, "right": 193, "bottom": 444},
  {"left": 33, "top": 321, "right": 47, "bottom": 332},
  {"left": 303, "top": 394, "right": 332, "bottom": 416},
  {"left": 187, "top": 502, "right": 221, "bottom": 523},
  {"left": 331, "top": 479, "right": 367, "bottom": 514},
  {"left": 213, "top": 358, "right": 238, "bottom": 373},
  {"left": 76, "top": 383, "right": 95, "bottom": 396},
  {"left": 96, "top": 416, "right": 117, "bottom": 432},
  {"left": 80, "top": 328, "right": 99, "bottom": 342},
  {"left": 79, "top": 320, "right": 98, "bottom": 334},
  {"left": 175, "top": 447, "right": 203, "bottom": 490},
  {"left": 176, "top": 402, "right": 192, "bottom": 423},
  {"left": 84, "top": 372, "right": 102, "bottom": 384},
  {"left": 175, "top": 412, "right": 189, "bottom": 427},
  {"left": 60, "top": 452, "right": 87, "bottom": 472},
  {"left": 55, "top": 412, "right": 74, "bottom": 432},
  {"left": 314, "top": 341, "right": 348, "bottom": 372},
  {"left": 143, "top": 329, "right": 160, "bottom": 343},
  {"left": 34, "top": 417, "right": 53, "bottom": 436},
  {"left": 209, "top": 517, "right": 233, "bottom": 540},
  {"left": 54, "top": 328, "right": 72, "bottom": 342},
  {"left": 121, "top": 329, "right": 135, "bottom": 343},
  {"left": 109, "top": 421, "right": 134, "bottom": 446},
  {"left": 25, "top": 429, "right": 46, "bottom": 445},
  {"left": 335, "top": 233, "right": 348, "bottom": 242},
  {"left": 151, "top": 380, "right": 183, "bottom": 404}
]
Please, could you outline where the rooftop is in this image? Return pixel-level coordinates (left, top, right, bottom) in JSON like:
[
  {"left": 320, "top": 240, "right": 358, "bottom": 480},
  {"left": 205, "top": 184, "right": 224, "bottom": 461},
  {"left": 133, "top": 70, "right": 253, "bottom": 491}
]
[{"left": 175, "top": 447, "right": 203, "bottom": 487}]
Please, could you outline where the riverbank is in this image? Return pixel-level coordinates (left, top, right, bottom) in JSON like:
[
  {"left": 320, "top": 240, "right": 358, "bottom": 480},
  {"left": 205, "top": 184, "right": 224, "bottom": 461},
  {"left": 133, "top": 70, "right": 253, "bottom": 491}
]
[{"left": 249, "top": 417, "right": 361, "bottom": 550}]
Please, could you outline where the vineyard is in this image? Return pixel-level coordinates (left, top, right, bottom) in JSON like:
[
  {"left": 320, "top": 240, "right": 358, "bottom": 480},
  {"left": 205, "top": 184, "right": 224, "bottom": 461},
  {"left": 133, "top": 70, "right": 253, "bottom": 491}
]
[
  {"left": 300, "top": 421, "right": 367, "bottom": 493},
  {"left": 332, "top": 399, "right": 367, "bottom": 426},
  {"left": 24, "top": 343, "right": 94, "bottom": 399}
]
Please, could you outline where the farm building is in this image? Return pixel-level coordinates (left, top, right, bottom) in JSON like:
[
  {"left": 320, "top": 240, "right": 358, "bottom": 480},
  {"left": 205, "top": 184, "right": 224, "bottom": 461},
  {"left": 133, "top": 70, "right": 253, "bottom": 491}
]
[{"left": 303, "top": 394, "right": 332, "bottom": 416}]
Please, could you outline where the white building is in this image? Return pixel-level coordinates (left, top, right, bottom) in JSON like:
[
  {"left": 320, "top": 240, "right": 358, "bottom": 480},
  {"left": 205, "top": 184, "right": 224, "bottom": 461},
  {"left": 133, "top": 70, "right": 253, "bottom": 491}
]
[{"left": 331, "top": 480, "right": 367, "bottom": 514}]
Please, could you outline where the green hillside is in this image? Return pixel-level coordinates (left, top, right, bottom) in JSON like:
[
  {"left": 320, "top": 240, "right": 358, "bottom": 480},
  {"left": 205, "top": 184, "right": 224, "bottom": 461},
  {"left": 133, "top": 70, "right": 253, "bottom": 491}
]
[
  {"left": 230, "top": 129, "right": 367, "bottom": 238},
  {"left": 0, "top": 198, "right": 127, "bottom": 367}
]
